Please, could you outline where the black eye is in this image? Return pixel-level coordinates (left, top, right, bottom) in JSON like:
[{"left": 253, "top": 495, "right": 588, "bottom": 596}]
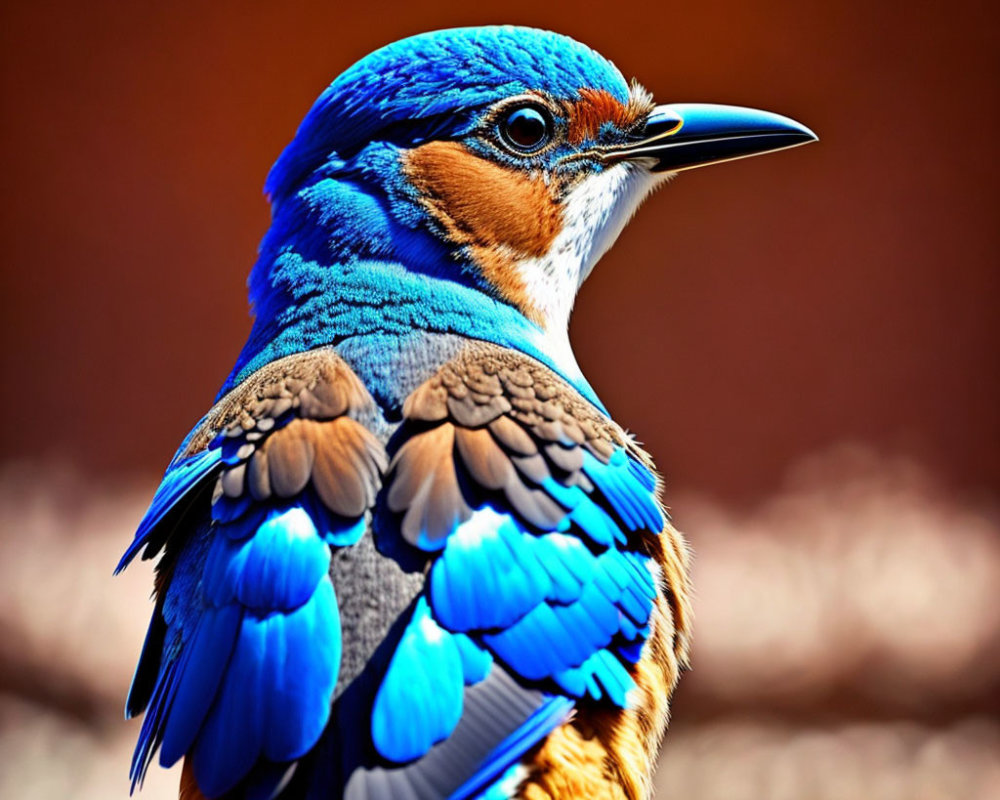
[{"left": 499, "top": 106, "right": 552, "bottom": 152}]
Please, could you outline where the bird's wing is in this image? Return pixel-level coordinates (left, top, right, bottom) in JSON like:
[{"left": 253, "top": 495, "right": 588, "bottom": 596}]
[
  {"left": 121, "top": 342, "right": 671, "bottom": 800},
  {"left": 346, "top": 341, "right": 667, "bottom": 799},
  {"left": 121, "top": 347, "right": 386, "bottom": 798}
]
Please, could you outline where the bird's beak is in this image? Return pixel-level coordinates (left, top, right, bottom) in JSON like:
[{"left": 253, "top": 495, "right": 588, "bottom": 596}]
[{"left": 605, "top": 103, "right": 817, "bottom": 172}]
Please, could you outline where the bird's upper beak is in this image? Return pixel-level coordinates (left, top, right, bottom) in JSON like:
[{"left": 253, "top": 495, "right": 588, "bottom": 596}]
[{"left": 605, "top": 103, "right": 817, "bottom": 172}]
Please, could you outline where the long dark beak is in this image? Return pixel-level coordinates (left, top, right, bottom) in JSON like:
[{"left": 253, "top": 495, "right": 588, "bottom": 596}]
[{"left": 606, "top": 103, "right": 817, "bottom": 172}]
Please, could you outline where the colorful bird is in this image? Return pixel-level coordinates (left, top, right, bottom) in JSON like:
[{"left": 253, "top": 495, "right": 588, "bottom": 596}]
[{"left": 118, "top": 25, "right": 815, "bottom": 800}]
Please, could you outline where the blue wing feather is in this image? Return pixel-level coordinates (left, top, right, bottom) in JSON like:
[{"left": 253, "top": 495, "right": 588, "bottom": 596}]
[
  {"left": 448, "top": 694, "right": 574, "bottom": 800},
  {"left": 158, "top": 603, "right": 243, "bottom": 766},
  {"left": 409, "top": 442, "right": 661, "bottom": 791},
  {"left": 130, "top": 502, "right": 342, "bottom": 797},
  {"left": 372, "top": 597, "right": 466, "bottom": 763},
  {"left": 581, "top": 450, "right": 663, "bottom": 532},
  {"left": 453, "top": 633, "right": 493, "bottom": 684},
  {"left": 116, "top": 448, "right": 222, "bottom": 573},
  {"left": 430, "top": 508, "right": 551, "bottom": 631},
  {"left": 191, "top": 615, "right": 267, "bottom": 796}
]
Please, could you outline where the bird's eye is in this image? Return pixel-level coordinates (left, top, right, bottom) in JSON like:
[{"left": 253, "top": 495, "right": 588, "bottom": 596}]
[{"left": 499, "top": 106, "right": 552, "bottom": 153}]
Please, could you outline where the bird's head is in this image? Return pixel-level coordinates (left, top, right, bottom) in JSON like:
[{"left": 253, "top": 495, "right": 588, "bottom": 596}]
[{"left": 236, "top": 26, "right": 815, "bottom": 398}]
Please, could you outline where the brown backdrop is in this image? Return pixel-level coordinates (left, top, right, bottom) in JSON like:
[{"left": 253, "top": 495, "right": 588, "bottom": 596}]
[{"left": 2, "top": 0, "right": 997, "bottom": 503}]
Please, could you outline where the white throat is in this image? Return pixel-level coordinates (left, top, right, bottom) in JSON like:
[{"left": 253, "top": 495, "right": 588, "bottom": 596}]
[{"left": 516, "top": 163, "right": 669, "bottom": 350}]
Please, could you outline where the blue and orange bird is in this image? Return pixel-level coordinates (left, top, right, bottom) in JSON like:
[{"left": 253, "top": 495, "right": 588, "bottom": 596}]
[{"left": 118, "top": 26, "right": 815, "bottom": 800}]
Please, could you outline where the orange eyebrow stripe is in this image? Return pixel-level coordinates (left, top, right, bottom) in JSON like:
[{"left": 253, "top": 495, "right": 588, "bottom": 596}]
[{"left": 566, "top": 87, "right": 654, "bottom": 145}]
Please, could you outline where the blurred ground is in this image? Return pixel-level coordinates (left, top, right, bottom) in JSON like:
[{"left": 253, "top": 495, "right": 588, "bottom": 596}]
[{"left": 2, "top": 446, "right": 997, "bottom": 799}]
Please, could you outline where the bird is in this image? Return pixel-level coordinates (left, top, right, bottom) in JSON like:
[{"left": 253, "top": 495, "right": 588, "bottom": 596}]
[{"left": 117, "top": 25, "right": 816, "bottom": 800}]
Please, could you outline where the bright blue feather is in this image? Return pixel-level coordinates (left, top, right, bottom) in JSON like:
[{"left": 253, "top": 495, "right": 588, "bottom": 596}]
[
  {"left": 157, "top": 603, "right": 241, "bottom": 766},
  {"left": 131, "top": 499, "right": 342, "bottom": 796},
  {"left": 556, "top": 648, "right": 635, "bottom": 706},
  {"left": 202, "top": 507, "right": 330, "bottom": 611},
  {"left": 448, "top": 694, "right": 573, "bottom": 800},
  {"left": 191, "top": 579, "right": 340, "bottom": 795},
  {"left": 618, "top": 638, "right": 648, "bottom": 664},
  {"left": 544, "top": 478, "right": 624, "bottom": 546},
  {"left": 130, "top": 657, "right": 178, "bottom": 790},
  {"left": 481, "top": 545, "right": 650, "bottom": 691},
  {"left": 533, "top": 532, "right": 594, "bottom": 603},
  {"left": 454, "top": 633, "right": 493, "bottom": 684},
  {"left": 581, "top": 450, "right": 664, "bottom": 532},
  {"left": 191, "top": 615, "right": 267, "bottom": 795},
  {"left": 430, "top": 508, "right": 551, "bottom": 631},
  {"left": 372, "top": 597, "right": 466, "bottom": 762},
  {"left": 473, "top": 762, "right": 523, "bottom": 800},
  {"left": 116, "top": 448, "right": 221, "bottom": 572}
]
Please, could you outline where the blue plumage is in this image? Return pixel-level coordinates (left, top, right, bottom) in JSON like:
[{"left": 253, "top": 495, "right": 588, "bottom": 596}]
[
  {"left": 430, "top": 508, "right": 551, "bottom": 631},
  {"left": 582, "top": 449, "right": 665, "bottom": 533},
  {"left": 264, "top": 27, "right": 629, "bottom": 204},
  {"left": 371, "top": 597, "right": 466, "bottom": 763},
  {"left": 132, "top": 502, "right": 344, "bottom": 796},
  {"left": 453, "top": 633, "right": 494, "bottom": 684},
  {"left": 116, "top": 18, "right": 803, "bottom": 797},
  {"left": 117, "top": 448, "right": 221, "bottom": 572},
  {"left": 202, "top": 507, "right": 330, "bottom": 610}
]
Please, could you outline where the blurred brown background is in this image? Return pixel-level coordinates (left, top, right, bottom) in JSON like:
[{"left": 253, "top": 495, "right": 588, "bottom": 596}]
[{"left": 1, "top": 1, "right": 997, "bottom": 798}]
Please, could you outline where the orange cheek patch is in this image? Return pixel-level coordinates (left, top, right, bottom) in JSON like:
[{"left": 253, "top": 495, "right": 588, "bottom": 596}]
[
  {"left": 566, "top": 87, "right": 654, "bottom": 145},
  {"left": 404, "top": 141, "right": 563, "bottom": 324},
  {"left": 405, "top": 141, "right": 561, "bottom": 256}
]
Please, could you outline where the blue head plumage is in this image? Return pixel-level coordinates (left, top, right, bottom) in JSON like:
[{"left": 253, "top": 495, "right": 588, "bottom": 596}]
[
  {"left": 226, "top": 26, "right": 815, "bottom": 411},
  {"left": 264, "top": 27, "right": 632, "bottom": 202},
  {"left": 228, "top": 26, "right": 651, "bottom": 408}
]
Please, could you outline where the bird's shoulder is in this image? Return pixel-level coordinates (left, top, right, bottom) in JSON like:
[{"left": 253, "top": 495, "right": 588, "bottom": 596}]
[
  {"left": 123, "top": 341, "right": 692, "bottom": 799},
  {"left": 118, "top": 346, "right": 384, "bottom": 572}
]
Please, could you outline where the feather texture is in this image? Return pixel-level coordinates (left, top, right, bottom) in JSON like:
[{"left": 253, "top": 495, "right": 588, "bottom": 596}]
[
  {"left": 364, "top": 341, "right": 675, "bottom": 795},
  {"left": 117, "top": 24, "right": 705, "bottom": 799},
  {"left": 124, "top": 349, "right": 387, "bottom": 797}
]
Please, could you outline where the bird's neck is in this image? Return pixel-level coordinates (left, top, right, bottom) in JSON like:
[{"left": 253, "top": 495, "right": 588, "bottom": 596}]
[
  {"left": 222, "top": 152, "right": 605, "bottom": 413},
  {"left": 225, "top": 255, "right": 594, "bottom": 407}
]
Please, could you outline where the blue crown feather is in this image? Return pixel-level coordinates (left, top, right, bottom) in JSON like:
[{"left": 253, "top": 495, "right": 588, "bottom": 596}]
[{"left": 266, "top": 26, "right": 631, "bottom": 203}]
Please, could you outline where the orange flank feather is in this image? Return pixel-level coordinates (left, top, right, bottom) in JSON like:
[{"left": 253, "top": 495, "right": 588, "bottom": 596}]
[{"left": 179, "top": 759, "right": 209, "bottom": 800}]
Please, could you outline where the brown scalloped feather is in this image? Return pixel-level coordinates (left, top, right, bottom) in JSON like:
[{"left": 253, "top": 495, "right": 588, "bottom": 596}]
[
  {"left": 180, "top": 348, "right": 386, "bottom": 525},
  {"left": 408, "top": 342, "right": 624, "bottom": 453},
  {"left": 388, "top": 423, "right": 474, "bottom": 546},
  {"left": 387, "top": 342, "right": 649, "bottom": 546},
  {"left": 181, "top": 348, "right": 373, "bottom": 457}
]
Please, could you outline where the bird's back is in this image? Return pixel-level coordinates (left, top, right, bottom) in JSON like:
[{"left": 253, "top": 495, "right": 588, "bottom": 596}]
[{"left": 122, "top": 332, "right": 690, "bottom": 800}]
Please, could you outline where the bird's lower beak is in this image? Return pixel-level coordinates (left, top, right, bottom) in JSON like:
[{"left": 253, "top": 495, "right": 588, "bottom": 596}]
[{"left": 607, "top": 103, "right": 817, "bottom": 172}]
